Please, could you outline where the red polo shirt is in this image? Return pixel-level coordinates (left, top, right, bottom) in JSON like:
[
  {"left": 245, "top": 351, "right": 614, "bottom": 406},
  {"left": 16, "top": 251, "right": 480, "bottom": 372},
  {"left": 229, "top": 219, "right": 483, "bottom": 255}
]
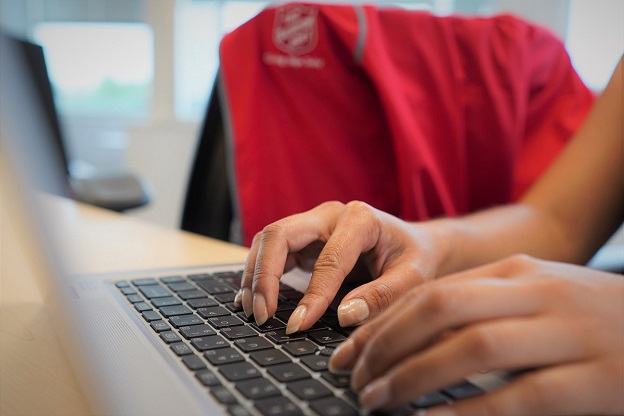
[{"left": 219, "top": 3, "right": 594, "bottom": 246}]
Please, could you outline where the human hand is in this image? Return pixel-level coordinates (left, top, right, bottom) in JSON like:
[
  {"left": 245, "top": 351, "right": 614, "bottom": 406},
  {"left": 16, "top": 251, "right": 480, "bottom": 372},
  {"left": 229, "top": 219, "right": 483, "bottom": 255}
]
[
  {"left": 329, "top": 255, "right": 624, "bottom": 415},
  {"left": 234, "top": 201, "right": 445, "bottom": 332}
]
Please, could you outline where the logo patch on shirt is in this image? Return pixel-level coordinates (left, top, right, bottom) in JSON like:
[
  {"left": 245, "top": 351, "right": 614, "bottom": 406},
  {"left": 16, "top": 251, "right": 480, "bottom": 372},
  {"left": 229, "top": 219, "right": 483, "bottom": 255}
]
[{"left": 273, "top": 4, "right": 319, "bottom": 56}]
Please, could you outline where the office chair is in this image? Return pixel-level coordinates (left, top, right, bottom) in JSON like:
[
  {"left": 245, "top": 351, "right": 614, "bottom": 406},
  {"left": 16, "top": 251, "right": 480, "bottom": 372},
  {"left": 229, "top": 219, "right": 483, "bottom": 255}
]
[
  {"left": 8, "top": 33, "right": 151, "bottom": 212},
  {"left": 181, "top": 4, "right": 595, "bottom": 247}
]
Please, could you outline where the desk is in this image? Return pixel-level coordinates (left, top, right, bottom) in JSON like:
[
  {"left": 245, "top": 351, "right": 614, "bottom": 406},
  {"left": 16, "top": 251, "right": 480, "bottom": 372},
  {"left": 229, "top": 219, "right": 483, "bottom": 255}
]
[{"left": 0, "top": 196, "right": 249, "bottom": 416}]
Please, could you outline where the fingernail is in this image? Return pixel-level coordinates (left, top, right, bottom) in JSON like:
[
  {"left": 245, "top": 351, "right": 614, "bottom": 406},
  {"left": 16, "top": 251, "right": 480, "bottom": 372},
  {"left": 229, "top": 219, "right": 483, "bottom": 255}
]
[
  {"left": 328, "top": 338, "right": 355, "bottom": 373},
  {"left": 242, "top": 288, "right": 253, "bottom": 317},
  {"left": 360, "top": 377, "right": 391, "bottom": 411},
  {"left": 253, "top": 293, "right": 268, "bottom": 326},
  {"left": 233, "top": 289, "right": 243, "bottom": 306},
  {"left": 338, "top": 298, "right": 370, "bottom": 327},
  {"left": 285, "top": 305, "right": 306, "bottom": 334}
]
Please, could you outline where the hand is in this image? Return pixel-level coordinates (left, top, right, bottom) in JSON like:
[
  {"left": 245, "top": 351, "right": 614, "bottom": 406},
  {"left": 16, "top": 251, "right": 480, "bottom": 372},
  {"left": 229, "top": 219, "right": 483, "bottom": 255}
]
[
  {"left": 329, "top": 255, "right": 624, "bottom": 415},
  {"left": 234, "top": 201, "right": 445, "bottom": 331}
]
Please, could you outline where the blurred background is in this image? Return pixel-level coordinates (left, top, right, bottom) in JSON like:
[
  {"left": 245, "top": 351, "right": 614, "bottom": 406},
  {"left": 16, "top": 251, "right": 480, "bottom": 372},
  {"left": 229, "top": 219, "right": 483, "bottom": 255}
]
[{"left": 1, "top": 0, "right": 622, "bottom": 229}]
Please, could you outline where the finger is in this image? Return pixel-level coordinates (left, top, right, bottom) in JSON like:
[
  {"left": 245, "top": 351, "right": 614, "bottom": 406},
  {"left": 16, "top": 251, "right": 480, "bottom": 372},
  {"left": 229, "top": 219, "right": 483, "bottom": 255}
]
[
  {"left": 426, "top": 362, "right": 615, "bottom": 416},
  {"left": 285, "top": 201, "right": 384, "bottom": 333},
  {"left": 349, "top": 277, "right": 542, "bottom": 391},
  {"left": 336, "top": 262, "right": 428, "bottom": 327},
  {"left": 359, "top": 317, "right": 587, "bottom": 410},
  {"left": 251, "top": 202, "right": 345, "bottom": 325},
  {"left": 238, "top": 232, "right": 263, "bottom": 315},
  {"left": 440, "top": 254, "right": 542, "bottom": 282}
]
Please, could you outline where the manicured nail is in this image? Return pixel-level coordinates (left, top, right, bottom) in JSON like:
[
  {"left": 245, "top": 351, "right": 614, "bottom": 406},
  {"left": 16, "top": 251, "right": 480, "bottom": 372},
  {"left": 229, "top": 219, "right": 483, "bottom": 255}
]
[
  {"left": 338, "top": 298, "right": 370, "bottom": 327},
  {"left": 253, "top": 293, "right": 268, "bottom": 326},
  {"left": 328, "top": 338, "right": 356, "bottom": 373},
  {"left": 233, "top": 289, "right": 243, "bottom": 306},
  {"left": 242, "top": 288, "right": 253, "bottom": 317},
  {"left": 285, "top": 305, "right": 306, "bottom": 334},
  {"left": 360, "top": 377, "right": 391, "bottom": 411}
]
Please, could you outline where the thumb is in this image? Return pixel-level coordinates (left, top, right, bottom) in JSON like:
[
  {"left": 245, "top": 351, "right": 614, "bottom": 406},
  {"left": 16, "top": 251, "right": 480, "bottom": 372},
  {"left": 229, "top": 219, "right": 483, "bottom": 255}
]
[{"left": 337, "top": 266, "right": 428, "bottom": 327}]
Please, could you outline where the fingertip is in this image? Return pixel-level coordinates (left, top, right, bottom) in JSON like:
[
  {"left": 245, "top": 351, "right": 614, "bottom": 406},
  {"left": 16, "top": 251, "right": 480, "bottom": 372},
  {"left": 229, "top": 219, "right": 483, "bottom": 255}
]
[
  {"left": 253, "top": 293, "right": 268, "bottom": 325},
  {"left": 338, "top": 298, "right": 370, "bottom": 327},
  {"left": 285, "top": 305, "right": 306, "bottom": 334}
]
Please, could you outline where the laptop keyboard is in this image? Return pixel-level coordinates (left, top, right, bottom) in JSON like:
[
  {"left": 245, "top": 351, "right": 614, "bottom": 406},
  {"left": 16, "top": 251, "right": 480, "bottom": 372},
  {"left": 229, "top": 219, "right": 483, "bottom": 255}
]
[{"left": 114, "top": 269, "right": 484, "bottom": 416}]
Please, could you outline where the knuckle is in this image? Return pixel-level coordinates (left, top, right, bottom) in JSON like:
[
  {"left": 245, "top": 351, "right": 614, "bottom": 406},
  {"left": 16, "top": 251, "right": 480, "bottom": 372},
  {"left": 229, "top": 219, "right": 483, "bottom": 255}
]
[
  {"left": 366, "top": 283, "right": 397, "bottom": 314},
  {"left": 302, "top": 285, "right": 332, "bottom": 310},
  {"left": 498, "top": 253, "right": 538, "bottom": 272},
  {"left": 464, "top": 326, "right": 500, "bottom": 364},
  {"left": 260, "top": 222, "right": 286, "bottom": 241},
  {"left": 315, "top": 245, "right": 348, "bottom": 275},
  {"left": 420, "top": 285, "right": 451, "bottom": 316}
]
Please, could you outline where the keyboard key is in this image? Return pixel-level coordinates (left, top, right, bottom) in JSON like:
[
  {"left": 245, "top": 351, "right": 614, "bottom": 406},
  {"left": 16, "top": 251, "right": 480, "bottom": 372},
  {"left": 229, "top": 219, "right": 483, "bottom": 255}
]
[
  {"left": 160, "top": 275, "right": 186, "bottom": 284},
  {"left": 221, "top": 325, "right": 258, "bottom": 340},
  {"left": 167, "top": 282, "right": 196, "bottom": 292},
  {"left": 197, "top": 306, "right": 231, "bottom": 318},
  {"left": 249, "top": 348, "right": 291, "bottom": 367},
  {"left": 170, "top": 342, "right": 193, "bottom": 356},
  {"left": 195, "top": 369, "right": 221, "bottom": 387},
  {"left": 151, "top": 296, "right": 182, "bottom": 307},
  {"left": 177, "top": 290, "right": 208, "bottom": 300},
  {"left": 252, "top": 317, "right": 286, "bottom": 332},
  {"left": 233, "top": 336, "right": 273, "bottom": 353},
  {"left": 160, "top": 331, "right": 182, "bottom": 344},
  {"left": 286, "top": 378, "right": 332, "bottom": 401},
  {"left": 282, "top": 340, "right": 317, "bottom": 357},
  {"left": 300, "top": 354, "right": 329, "bottom": 371},
  {"left": 266, "top": 362, "right": 311, "bottom": 383},
  {"left": 159, "top": 305, "right": 193, "bottom": 317},
  {"left": 207, "top": 315, "right": 246, "bottom": 328},
  {"left": 191, "top": 335, "right": 229, "bottom": 351},
  {"left": 264, "top": 329, "right": 306, "bottom": 344},
  {"left": 182, "top": 354, "right": 206, "bottom": 371},
  {"left": 141, "top": 310, "right": 162, "bottom": 322},
  {"left": 139, "top": 285, "right": 172, "bottom": 299},
  {"left": 215, "top": 293, "right": 237, "bottom": 303},
  {"left": 150, "top": 320, "right": 171, "bottom": 332},
  {"left": 169, "top": 314, "right": 203, "bottom": 328},
  {"left": 274, "top": 309, "right": 295, "bottom": 323},
  {"left": 255, "top": 396, "right": 301, "bottom": 416},
  {"left": 219, "top": 361, "right": 262, "bottom": 381},
  {"left": 179, "top": 324, "right": 216, "bottom": 339},
  {"left": 227, "top": 404, "right": 252, "bottom": 416},
  {"left": 442, "top": 381, "right": 484, "bottom": 400},
  {"left": 321, "top": 371, "right": 351, "bottom": 388},
  {"left": 187, "top": 297, "right": 219, "bottom": 308},
  {"left": 307, "top": 329, "right": 347, "bottom": 345},
  {"left": 204, "top": 347, "right": 245, "bottom": 366},
  {"left": 127, "top": 294, "right": 143, "bottom": 303},
  {"left": 228, "top": 404, "right": 251, "bottom": 416},
  {"left": 235, "top": 377, "right": 280, "bottom": 400},
  {"left": 131, "top": 277, "right": 159, "bottom": 286},
  {"left": 210, "top": 385, "right": 238, "bottom": 405},
  {"left": 121, "top": 287, "right": 137, "bottom": 295},
  {"left": 309, "top": 397, "right": 358, "bottom": 416},
  {"left": 134, "top": 302, "right": 152, "bottom": 312},
  {"left": 115, "top": 281, "right": 130, "bottom": 288},
  {"left": 196, "top": 279, "right": 234, "bottom": 295}
]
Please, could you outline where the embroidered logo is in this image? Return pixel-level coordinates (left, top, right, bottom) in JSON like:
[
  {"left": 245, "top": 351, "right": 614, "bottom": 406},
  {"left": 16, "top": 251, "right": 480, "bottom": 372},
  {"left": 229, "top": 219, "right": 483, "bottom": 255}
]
[{"left": 273, "top": 4, "right": 319, "bottom": 56}]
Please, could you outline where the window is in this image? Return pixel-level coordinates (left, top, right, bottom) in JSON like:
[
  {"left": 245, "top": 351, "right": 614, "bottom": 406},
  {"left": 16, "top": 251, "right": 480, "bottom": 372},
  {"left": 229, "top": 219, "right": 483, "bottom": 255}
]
[{"left": 34, "top": 22, "right": 154, "bottom": 119}]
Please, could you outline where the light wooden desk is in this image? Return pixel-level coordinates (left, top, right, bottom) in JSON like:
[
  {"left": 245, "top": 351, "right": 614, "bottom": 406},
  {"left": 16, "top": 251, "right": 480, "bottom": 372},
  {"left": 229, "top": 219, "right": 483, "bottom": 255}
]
[{"left": 0, "top": 197, "right": 249, "bottom": 416}]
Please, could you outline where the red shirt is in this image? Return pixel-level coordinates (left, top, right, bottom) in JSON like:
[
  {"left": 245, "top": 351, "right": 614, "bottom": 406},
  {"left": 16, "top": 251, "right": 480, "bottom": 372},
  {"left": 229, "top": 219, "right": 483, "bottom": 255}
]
[{"left": 219, "top": 3, "right": 594, "bottom": 246}]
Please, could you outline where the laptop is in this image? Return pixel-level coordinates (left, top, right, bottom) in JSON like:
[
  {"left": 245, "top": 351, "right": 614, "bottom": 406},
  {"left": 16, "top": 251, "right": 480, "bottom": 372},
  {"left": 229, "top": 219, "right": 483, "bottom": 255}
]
[{"left": 1, "top": 32, "right": 507, "bottom": 416}]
